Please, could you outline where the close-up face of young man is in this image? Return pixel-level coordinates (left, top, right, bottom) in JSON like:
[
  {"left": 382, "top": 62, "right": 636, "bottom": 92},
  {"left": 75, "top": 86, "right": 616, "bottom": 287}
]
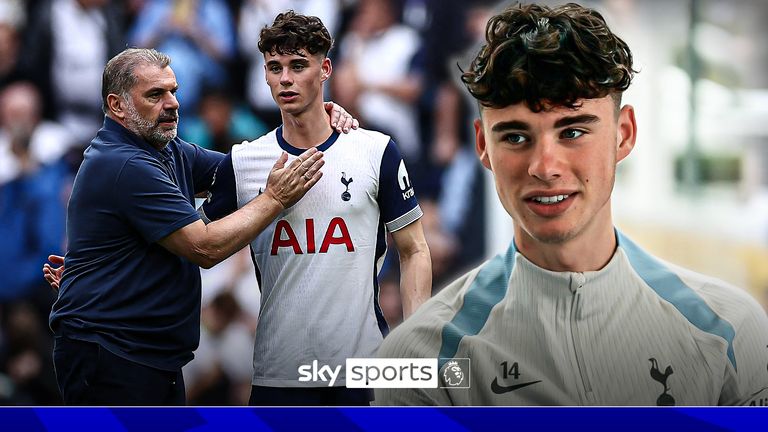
[
  {"left": 119, "top": 63, "right": 180, "bottom": 148},
  {"left": 475, "top": 95, "right": 636, "bottom": 252},
  {"left": 264, "top": 50, "right": 330, "bottom": 116}
]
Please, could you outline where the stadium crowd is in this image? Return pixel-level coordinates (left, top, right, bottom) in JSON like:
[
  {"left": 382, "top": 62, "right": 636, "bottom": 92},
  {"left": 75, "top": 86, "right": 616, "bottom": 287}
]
[{"left": 0, "top": 0, "right": 495, "bottom": 405}]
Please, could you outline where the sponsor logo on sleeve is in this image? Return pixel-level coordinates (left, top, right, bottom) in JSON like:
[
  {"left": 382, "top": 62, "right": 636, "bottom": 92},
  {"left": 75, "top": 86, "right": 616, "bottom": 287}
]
[{"left": 397, "top": 160, "right": 415, "bottom": 200}]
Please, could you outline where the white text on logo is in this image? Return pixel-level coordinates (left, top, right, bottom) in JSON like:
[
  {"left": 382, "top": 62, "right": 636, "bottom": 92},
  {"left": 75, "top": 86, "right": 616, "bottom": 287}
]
[{"left": 297, "top": 360, "right": 342, "bottom": 387}]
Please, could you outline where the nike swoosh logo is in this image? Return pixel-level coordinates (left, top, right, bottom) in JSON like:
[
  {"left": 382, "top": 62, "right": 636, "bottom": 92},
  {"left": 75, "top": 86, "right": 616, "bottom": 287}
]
[{"left": 491, "top": 377, "right": 542, "bottom": 394}]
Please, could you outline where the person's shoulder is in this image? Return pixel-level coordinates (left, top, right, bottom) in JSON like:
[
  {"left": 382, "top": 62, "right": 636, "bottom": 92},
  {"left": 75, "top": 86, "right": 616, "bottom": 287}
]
[
  {"left": 336, "top": 128, "right": 393, "bottom": 160},
  {"left": 172, "top": 135, "right": 206, "bottom": 152},
  {"left": 665, "top": 260, "right": 765, "bottom": 326},
  {"left": 239, "top": 128, "right": 279, "bottom": 146},
  {"left": 83, "top": 136, "right": 149, "bottom": 171},
  {"left": 618, "top": 233, "right": 764, "bottom": 329},
  {"left": 345, "top": 127, "right": 392, "bottom": 147},
  {"left": 230, "top": 129, "right": 279, "bottom": 155},
  {"left": 379, "top": 265, "right": 485, "bottom": 359}
]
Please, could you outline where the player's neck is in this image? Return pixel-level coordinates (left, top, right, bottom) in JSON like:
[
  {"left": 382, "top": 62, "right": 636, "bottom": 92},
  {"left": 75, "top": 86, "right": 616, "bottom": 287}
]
[
  {"left": 280, "top": 106, "right": 334, "bottom": 149},
  {"left": 515, "top": 206, "right": 617, "bottom": 273}
]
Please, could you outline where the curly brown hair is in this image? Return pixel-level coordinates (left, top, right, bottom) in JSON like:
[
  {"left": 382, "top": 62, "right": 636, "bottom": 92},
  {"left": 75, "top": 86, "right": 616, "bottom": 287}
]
[
  {"left": 258, "top": 10, "right": 333, "bottom": 58},
  {"left": 462, "top": 3, "right": 636, "bottom": 112}
]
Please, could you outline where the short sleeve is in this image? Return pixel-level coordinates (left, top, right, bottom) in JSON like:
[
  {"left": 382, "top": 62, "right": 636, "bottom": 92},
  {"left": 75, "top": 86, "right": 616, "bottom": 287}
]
[
  {"left": 117, "top": 155, "right": 200, "bottom": 244},
  {"left": 378, "top": 139, "right": 422, "bottom": 232},
  {"left": 201, "top": 152, "right": 238, "bottom": 222},
  {"left": 188, "top": 143, "right": 225, "bottom": 193}
]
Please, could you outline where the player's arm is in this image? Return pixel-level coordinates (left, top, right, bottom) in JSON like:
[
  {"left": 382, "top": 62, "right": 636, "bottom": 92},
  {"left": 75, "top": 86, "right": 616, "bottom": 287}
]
[
  {"left": 391, "top": 220, "right": 431, "bottom": 319},
  {"left": 159, "top": 148, "right": 324, "bottom": 269},
  {"left": 377, "top": 138, "right": 431, "bottom": 318}
]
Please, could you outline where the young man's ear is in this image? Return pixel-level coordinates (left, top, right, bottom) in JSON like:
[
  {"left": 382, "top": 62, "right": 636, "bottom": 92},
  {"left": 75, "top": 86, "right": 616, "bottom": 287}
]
[
  {"left": 474, "top": 118, "right": 491, "bottom": 170},
  {"left": 616, "top": 104, "right": 637, "bottom": 164},
  {"left": 107, "top": 94, "right": 126, "bottom": 120},
  {"left": 321, "top": 58, "right": 332, "bottom": 82}
]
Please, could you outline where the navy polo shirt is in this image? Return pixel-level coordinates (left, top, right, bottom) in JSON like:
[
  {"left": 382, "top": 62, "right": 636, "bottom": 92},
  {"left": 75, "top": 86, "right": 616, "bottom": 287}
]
[{"left": 50, "top": 117, "right": 224, "bottom": 371}]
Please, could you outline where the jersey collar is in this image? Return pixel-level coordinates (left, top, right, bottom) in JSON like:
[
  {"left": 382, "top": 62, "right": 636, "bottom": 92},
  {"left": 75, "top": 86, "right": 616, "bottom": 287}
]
[{"left": 276, "top": 125, "right": 340, "bottom": 156}]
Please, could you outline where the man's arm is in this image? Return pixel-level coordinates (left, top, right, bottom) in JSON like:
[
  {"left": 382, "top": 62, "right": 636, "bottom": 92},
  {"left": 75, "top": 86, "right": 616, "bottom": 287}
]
[
  {"left": 158, "top": 148, "right": 323, "bottom": 269},
  {"left": 391, "top": 219, "right": 432, "bottom": 319},
  {"left": 376, "top": 138, "right": 430, "bottom": 318}
]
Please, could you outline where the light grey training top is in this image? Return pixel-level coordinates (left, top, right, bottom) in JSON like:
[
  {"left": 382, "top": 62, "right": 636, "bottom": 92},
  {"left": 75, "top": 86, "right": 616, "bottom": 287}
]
[{"left": 375, "top": 231, "right": 768, "bottom": 405}]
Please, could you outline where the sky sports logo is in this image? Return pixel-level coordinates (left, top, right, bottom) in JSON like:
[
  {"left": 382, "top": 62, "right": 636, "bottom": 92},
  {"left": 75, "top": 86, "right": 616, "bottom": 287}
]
[{"left": 297, "top": 358, "right": 470, "bottom": 388}]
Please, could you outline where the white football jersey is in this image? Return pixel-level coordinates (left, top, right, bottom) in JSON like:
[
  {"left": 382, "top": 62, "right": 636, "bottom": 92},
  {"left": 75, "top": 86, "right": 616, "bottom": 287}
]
[{"left": 203, "top": 127, "right": 422, "bottom": 387}]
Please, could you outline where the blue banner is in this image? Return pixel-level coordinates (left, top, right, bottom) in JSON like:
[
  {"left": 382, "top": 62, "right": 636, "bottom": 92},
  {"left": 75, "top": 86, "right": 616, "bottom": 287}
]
[{"left": 0, "top": 407, "right": 762, "bottom": 431}]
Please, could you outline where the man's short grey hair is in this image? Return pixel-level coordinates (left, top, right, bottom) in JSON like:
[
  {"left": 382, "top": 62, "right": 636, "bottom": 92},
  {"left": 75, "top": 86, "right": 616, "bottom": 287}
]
[{"left": 101, "top": 48, "right": 171, "bottom": 114}]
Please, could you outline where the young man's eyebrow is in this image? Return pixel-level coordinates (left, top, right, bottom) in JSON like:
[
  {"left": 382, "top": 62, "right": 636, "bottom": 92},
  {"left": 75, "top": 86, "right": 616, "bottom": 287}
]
[
  {"left": 491, "top": 120, "right": 530, "bottom": 132},
  {"left": 266, "top": 58, "right": 310, "bottom": 66},
  {"left": 553, "top": 114, "right": 599, "bottom": 128},
  {"left": 490, "top": 115, "right": 599, "bottom": 133}
]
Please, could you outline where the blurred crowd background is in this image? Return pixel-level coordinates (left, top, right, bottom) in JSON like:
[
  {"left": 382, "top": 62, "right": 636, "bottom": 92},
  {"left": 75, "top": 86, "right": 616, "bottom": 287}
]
[{"left": 0, "top": 0, "right": 766, "bottom": 405}]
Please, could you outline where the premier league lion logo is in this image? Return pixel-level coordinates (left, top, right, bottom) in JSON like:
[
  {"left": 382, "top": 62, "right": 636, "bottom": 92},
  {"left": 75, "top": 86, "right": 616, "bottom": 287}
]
[{"left": 442, "top": 360, "right": 465, "bottom": 387}]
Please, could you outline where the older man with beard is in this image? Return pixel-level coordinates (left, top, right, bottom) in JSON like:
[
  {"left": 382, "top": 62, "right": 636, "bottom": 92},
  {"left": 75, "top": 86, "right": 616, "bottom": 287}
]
[{"left": 47, "top": 48, "right": 335, "bottom": 405}]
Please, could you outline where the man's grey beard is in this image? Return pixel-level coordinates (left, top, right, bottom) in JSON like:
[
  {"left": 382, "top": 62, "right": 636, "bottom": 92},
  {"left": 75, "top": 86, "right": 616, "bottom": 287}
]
[{"left": 123, "top": 97, "right": 178, "bottom": 148}]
